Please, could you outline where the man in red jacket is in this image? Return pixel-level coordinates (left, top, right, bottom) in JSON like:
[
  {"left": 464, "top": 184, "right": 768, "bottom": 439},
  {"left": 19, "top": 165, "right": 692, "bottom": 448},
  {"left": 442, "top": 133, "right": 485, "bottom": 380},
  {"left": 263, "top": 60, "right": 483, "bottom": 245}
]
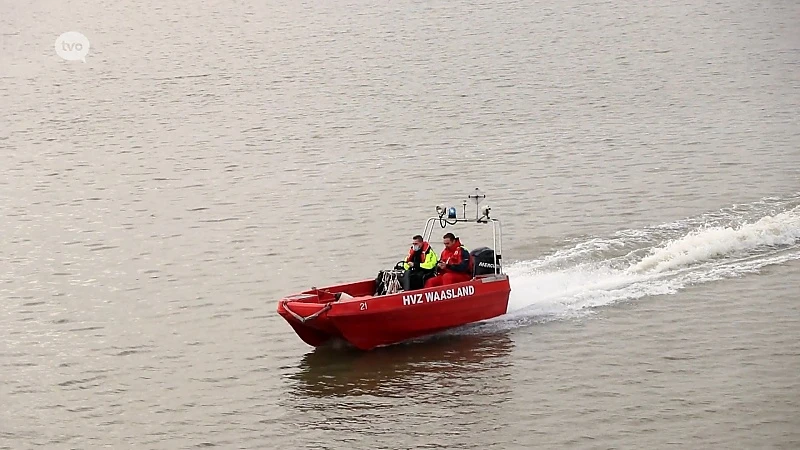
[{"left": 424, "top": 233, "right": 472, "bottom": 288}]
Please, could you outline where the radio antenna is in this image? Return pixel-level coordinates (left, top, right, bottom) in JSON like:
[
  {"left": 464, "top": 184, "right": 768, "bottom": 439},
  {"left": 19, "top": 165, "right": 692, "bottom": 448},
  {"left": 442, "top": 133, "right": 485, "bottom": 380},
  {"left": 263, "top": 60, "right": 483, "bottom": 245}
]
[{"left": 467, "top": 188, "right": 486, "bottom": 220}]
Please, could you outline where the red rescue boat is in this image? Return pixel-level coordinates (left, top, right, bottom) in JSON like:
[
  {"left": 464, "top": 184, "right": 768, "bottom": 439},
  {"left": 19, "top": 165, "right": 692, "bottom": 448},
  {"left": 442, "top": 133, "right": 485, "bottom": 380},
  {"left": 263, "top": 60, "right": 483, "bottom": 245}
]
[{"left": 277, "top": 189, "right": 511, "bottom": 351}]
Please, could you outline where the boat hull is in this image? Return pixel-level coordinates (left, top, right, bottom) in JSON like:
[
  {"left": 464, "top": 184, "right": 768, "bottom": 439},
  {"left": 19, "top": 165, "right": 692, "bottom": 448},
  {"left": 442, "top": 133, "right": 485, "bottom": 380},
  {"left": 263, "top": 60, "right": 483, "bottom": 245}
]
[{"left": 277, "top": 275, "right": 511, "bottom": 350}]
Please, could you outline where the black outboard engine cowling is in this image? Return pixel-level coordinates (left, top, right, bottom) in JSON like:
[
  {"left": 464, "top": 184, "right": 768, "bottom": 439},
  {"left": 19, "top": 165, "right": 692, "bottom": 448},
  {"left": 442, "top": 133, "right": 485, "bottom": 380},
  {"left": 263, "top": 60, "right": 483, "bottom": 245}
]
[{"left": 470, "top": 247, "right": 501, "bottom": 276}]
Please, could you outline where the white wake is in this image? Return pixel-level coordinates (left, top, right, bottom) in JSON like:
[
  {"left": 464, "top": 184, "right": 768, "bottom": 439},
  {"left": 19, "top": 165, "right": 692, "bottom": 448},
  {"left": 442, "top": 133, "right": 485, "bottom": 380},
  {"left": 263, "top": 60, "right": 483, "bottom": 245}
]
[{"left": 475, "top": 198, "right": 800, "bottom": 331}]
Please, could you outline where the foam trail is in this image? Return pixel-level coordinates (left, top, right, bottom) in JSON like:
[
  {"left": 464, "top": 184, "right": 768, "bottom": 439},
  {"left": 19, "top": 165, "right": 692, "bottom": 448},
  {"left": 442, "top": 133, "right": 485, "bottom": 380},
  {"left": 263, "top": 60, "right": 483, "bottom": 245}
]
[
  {"left": 470, "top": 199, "right": 800, "bottom": 333},
  {"left": 631, "top": 206, "right": 800, "bottom": 274}
]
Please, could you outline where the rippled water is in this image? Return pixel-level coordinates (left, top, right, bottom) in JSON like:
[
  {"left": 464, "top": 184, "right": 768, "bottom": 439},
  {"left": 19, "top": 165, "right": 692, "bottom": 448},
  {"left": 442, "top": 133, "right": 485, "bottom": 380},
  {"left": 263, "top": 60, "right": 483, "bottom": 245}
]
[{"left": 2, "top": 0, "right": 799, "bottom": 448}]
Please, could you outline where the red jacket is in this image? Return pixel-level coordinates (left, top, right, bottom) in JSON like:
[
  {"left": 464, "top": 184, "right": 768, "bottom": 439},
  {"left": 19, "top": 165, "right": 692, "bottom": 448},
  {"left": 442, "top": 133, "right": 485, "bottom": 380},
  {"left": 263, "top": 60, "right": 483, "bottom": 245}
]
[
  {"left": 406, "top": 241, "right": 431, "bottom": 262},
  {"left": 439, "top": 238, "right": 471, "bottom": 274}
]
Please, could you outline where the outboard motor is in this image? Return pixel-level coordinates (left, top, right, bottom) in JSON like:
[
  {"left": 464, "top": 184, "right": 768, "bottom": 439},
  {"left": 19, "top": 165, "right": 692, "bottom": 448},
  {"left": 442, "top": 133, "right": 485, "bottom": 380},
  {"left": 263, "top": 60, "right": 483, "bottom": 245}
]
[{"left": 470, "top": 247, "right": 501, "bottom": 276}]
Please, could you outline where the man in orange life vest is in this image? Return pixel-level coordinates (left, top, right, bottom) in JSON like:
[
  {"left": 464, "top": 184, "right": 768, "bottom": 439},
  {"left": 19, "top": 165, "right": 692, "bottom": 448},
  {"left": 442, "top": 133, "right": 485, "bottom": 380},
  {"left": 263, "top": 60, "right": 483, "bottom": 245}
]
[{"left": 424, "top": 232, "right": 472, "bottom": 289}]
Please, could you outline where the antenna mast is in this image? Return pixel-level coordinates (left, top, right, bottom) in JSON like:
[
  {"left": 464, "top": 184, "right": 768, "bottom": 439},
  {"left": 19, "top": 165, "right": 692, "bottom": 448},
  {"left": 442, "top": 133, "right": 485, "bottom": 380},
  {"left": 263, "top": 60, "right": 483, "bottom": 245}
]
[{"left": 468, "top": 188, "right": 487, "bottom": 221}]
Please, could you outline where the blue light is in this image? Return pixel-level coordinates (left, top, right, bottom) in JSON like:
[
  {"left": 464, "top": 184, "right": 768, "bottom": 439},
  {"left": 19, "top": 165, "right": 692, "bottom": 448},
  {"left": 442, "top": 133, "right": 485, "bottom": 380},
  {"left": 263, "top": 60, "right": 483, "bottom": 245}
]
[{"left": 448, "top": 207, "right": 457, "bottom": 219}]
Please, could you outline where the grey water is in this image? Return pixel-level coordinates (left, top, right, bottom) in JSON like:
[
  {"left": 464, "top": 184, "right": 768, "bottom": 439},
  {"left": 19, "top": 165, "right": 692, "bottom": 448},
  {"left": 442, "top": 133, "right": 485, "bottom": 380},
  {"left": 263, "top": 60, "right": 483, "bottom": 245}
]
[{"left": 1, "top": 0, "right": 799, "bottom": 448}]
